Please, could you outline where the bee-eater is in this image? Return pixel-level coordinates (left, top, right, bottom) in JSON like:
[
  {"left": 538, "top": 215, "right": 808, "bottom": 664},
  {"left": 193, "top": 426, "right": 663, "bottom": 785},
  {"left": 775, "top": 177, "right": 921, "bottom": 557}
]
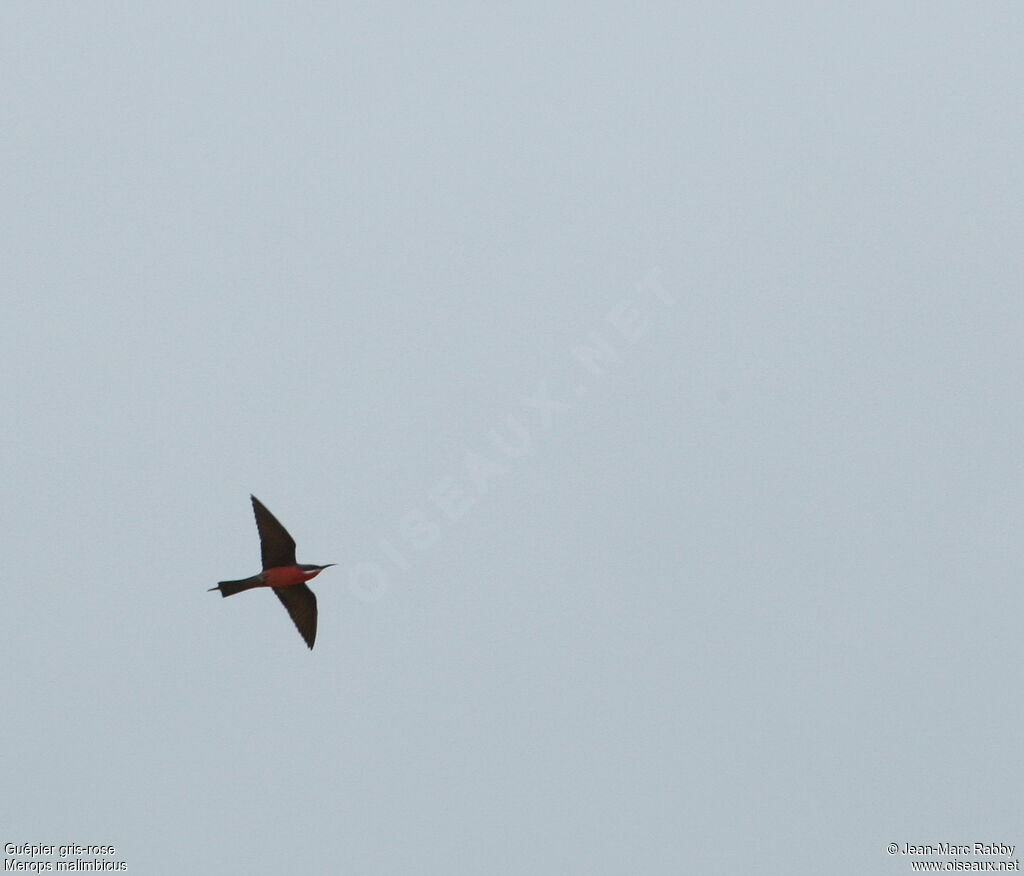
[{"left": 209, "top": 495, "right": 334, "bottom": 649}]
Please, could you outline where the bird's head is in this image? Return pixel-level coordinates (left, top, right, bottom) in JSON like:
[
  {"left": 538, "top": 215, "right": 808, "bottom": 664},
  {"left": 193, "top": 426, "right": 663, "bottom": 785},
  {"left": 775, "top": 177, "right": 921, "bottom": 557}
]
[{"left": 299, "top": 563, "right": 336, "bottom": 579}]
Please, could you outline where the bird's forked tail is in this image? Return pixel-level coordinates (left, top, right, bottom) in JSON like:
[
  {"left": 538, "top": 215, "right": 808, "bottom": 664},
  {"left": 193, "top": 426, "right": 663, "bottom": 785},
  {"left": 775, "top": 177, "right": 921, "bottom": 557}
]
[{"left": 209, "top": 575, "right": 263, "bottom": 597}]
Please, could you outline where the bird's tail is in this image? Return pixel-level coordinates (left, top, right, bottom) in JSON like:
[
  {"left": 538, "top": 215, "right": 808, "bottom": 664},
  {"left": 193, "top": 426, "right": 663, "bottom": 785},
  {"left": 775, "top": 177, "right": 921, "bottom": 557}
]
[{"left": 209, "top": 575, "right": 263, "bottom": 597}]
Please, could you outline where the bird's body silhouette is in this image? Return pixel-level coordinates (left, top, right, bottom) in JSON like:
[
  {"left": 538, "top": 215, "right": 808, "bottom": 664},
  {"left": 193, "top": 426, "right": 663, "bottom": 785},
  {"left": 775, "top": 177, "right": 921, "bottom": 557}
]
[{"left": 209, "top": 495, "right": 334, "bottom": 649}]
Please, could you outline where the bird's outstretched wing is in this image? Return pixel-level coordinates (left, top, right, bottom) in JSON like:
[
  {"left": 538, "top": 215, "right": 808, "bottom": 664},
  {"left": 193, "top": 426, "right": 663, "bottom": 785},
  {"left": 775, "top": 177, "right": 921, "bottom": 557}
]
[
  {"left": 251, "top": 495, "right": 297, "bottom": 569},
  {"left": 274, "top": 583, "right": 317, "bottom": 649}
]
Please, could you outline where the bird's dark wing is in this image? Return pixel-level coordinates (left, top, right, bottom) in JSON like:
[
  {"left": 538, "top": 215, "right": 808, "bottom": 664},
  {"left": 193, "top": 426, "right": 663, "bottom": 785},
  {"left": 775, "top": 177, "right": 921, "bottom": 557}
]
[
  {"left": 251, "top": 495, "right": 297, "bottom": 569},
  {"left": 274, "top": 583, "right": 317, "bottom": 649}
]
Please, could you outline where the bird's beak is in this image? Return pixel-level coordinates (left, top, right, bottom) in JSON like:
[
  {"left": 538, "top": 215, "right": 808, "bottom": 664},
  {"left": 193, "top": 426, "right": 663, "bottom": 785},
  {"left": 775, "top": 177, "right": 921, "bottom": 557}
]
[{"left": 319, "top": 564, "right": 337, "bottom": 570}]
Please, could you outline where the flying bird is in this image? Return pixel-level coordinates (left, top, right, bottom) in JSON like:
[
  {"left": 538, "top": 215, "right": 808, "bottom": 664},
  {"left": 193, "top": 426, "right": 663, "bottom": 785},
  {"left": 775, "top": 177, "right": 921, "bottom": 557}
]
[{"left": 209, "top": 495, "right": 334, "bottom": 649}]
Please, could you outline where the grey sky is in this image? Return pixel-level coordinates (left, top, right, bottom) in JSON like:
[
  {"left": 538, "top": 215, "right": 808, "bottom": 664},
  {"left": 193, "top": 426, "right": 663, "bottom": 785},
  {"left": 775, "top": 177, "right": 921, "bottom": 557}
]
[{"left": 2, "top": 3, "right": 1022, "bottom": 874}]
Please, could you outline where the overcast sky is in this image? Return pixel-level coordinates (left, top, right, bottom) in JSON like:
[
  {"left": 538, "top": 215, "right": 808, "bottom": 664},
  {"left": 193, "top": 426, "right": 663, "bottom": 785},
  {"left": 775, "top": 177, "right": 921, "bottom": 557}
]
[{"left": 2, "top": 3, "right": 1022, "bottom": 874}]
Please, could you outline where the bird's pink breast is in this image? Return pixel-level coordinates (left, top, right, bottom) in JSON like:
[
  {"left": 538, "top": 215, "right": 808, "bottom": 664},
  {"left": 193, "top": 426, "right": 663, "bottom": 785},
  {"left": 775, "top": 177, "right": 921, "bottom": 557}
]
[{"left": 264, "top": 565, "right": 317, "bottom": 587}]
